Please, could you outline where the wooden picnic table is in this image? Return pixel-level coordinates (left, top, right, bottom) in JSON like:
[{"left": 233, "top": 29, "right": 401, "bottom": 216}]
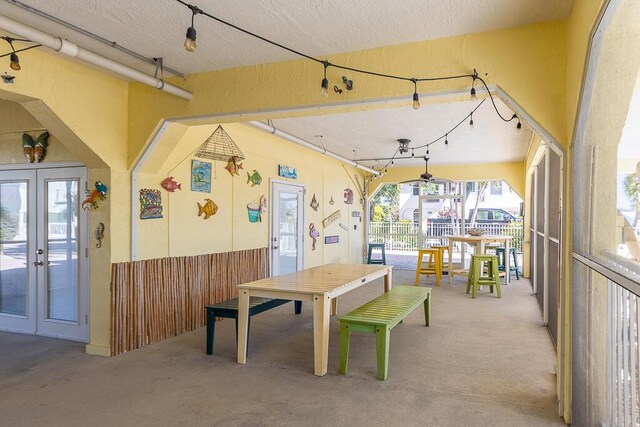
[{"left": 236, "top": 263, "right": 393, "bottom": 376}]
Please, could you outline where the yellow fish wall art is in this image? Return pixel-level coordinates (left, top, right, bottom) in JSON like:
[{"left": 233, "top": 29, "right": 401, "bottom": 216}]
[{"left": 197, "top": 198, "right": 218, "bottom": 219}]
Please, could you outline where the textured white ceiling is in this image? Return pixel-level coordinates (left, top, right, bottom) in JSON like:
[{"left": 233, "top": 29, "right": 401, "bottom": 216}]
[
  {"left": 268, "top": 96, "right": 532, "bottom": 167},
  {"left": 0, "top": 0, "right": 573, "bottom": 76}
]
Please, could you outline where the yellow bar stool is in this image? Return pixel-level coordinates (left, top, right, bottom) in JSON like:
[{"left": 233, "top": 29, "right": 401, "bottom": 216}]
[
  {"left": 415, "top": 248, "right": 442, "bottom": 286},
  {"left": 430, "top": 245, "right": 449, "bottom": 275}
]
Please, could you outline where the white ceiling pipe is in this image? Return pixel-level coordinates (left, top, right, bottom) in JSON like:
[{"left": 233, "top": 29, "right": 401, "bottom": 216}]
[
  {"left": 247, "top": 121, "right": 380, "bottom": 176},
  {"left": 0, "top": 14, "right": 193, "bottom": 101}
]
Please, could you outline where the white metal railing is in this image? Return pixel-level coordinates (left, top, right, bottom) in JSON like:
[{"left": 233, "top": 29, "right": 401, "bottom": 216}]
[
  {"left": 369, "top": 221, "right": 524, "bottom": 253},
  {"left": 606, "top": 253, "right": 640, "bottom": 426}
]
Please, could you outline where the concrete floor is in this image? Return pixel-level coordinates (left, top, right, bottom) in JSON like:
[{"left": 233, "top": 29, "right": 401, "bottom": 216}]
[{"left": 0, "top": 270, "right": 563, "bottom": 426}]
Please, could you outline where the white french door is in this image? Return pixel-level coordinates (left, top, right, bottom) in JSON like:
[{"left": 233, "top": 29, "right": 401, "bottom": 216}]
[
  {"left": 270, "top": 181, "right": 304, "bottom": 276},
  {"left": 0, "top": 167, "right": 88, "bottom": 341}
]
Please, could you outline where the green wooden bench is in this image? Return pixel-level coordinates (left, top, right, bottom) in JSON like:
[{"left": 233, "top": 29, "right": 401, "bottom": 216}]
[{"left": 338, "top": 285, "right": 431, "bottom": 380}]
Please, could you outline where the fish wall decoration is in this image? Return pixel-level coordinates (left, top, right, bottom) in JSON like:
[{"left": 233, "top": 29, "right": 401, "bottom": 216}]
[
  {"left": 161, "top": 176, "right": 182, "bottom": 192},
  {"left": 246, "top": 169, "right": 262, "bottom": 186},
  {"left": 139, "top": 188, "right": 162, "bottom": 219},
  {"left": 82, "top": 181, "right": 109, "bottom": 210},
  {"left": 197, "top": 198, "right": 218, "bottom": 219},
  {"left": 225, "top": 156, "right": 244, "bottom": 176}
]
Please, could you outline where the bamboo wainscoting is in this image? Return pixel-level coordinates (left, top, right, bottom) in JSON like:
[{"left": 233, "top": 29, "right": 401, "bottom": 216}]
[{"left": 110, "top": 248, "right": 269, "bottom": 356}]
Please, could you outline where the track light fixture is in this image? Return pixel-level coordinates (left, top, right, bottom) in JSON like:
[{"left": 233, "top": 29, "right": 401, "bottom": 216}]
[
  {"left": 320, "top": 61, "right": 329, "bottom": 98},
  {"left": 184, "top": 4, "right": 202, "bottom": 52},
  {"left": 411, "top": 79, "right": 420, "bottom": 110}
]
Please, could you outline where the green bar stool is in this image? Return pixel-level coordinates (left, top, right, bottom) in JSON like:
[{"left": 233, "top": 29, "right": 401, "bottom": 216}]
[
  {"left": 367, "top": 243, "right": 386, "bottom": 265},
  {"left": 495, "top": 247, "right": 520, "bottom": 280},
  {"left": 466, "top": 254, "right": 501, "bottom": 299}
]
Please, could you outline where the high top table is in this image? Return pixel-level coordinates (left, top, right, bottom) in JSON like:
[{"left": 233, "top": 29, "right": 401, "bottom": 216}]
[
  {"left": 236, "top": 263, "right": 393, "bottom": 376},
  {"left": 446, "top": 235, "right": 514, "bottom": 285}
]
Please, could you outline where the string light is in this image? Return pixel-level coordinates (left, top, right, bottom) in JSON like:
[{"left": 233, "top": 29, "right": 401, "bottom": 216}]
[
  {"left": 184, "top": 4, "right": 201, "bottom": 52},
  {"left": 174, "top": 1, "right": 518, "bottom": 126},
  {"left": 445, "top": 134, "right": 449, "bottom": 148},
  {"left": 469, "top": 113, "right": 474, "bottom": 131},
  {"left": 320, "top": 61, "right": 329, "bottom": 98},
  {"left": 0, "top": 37, "right": 40, "bottom": 72},
  {"left": 470, "top": 71, "right": 477, "bottom": 100},
  {"left": 516, "top": 120, "right": 523, "bottom": 135}
]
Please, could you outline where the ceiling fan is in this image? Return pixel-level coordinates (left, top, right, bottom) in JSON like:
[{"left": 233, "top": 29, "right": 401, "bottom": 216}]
[{"left": 399, "top": 156, "right": 450, "bottom": 184}]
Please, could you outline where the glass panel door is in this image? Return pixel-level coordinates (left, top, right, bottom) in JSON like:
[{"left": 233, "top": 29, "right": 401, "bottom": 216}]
[
  {"left": 0, "top": 170, "right": 37, "bottom": 333},
  {"left": 36, "top": 167, "right": 87, "bottom": 341},
  {"left": 271, "top": 182, "right": 304, "bottom": 276}
]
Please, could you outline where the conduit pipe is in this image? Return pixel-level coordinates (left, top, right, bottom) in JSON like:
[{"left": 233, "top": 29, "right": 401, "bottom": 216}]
[
  {"left": 246, "top": 121, "right": 380, "bottom": 176},
  {"left": 0, "top": 15, "right": 193, "bottom": 101}
]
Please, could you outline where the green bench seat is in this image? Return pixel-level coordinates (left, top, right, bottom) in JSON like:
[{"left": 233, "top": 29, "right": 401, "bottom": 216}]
[{"left": 338, "top": 285, "right": 431, "bottom": 380}]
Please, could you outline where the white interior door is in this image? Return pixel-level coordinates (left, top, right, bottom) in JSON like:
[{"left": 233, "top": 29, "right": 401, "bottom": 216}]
[
  {"left": 0, "top": 167, "right": 88, "bottom": 342},
  {"left": 270, "top": 181, "right": 304, "bottom": 276}
]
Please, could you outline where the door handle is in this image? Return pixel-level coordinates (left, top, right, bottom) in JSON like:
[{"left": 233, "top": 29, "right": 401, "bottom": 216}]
[
  {"left": 272, "top": 246, "right": 279, "bottom": 250},
  {"left": 32, "top": 260, "right": 44, "bottom": 267}
]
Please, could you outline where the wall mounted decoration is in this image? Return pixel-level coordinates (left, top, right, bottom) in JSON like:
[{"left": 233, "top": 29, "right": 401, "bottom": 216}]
[
  {"left": 325, "top": 235, "right": 339, "bottom": 244},
  {"left": 246, "top": 169, "right": 262, "bottom": 186},
  {"left": 343, "top": 188, "right": 354, "bottom": 204},
  {"left": 329, "top": 196, "right": 335, "bottom": 205},
  {"left": 247, "top": 201, "right": 262, "bottom": 223},
  {"left": 310, "top": 194, "right": 319, "bottom": 211},
  {"left": 95, "top": 222, "right": 105, "bottom": 248},
  {"left": 191, "top": 160, "right": 212, "bottom": 192},
  {"left": 225, "top": 156, "right": 244, "bottom": 176},
  {"left": 22, "top": 131, "right": 49, "bottom": 163},
  {"left": 197, "top": 198, "right": 218, "bottom": 219},
  {"left": 139, "top": 188, "right": 162, "bottom": 219},
  {"left": 278, "top": 164, "right": 297, "bottom": 179},
  {"left": 161, "top": 176, "right": 182, "bottom": 192},
  {"left": 82, "top": 181, "right": 109, "bottom": 211},
  {"left": 309, "top": 223, "right": 320, "bottom": 250},
  {"left": 259, "top": 195, "right": 267, "bottom": 213},
  {"left": 194, "top": 125, "right": 245, "bottom": 162},
  {"left": 338, "top": 223, "right": 349, "bottom": 231},
  {"left": 322, "top": 210, "right": 341, "bottom": 228}
]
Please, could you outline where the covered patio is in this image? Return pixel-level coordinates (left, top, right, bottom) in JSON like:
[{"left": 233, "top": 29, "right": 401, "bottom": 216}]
[{"left": 0, "top": 270, "right": 558, "bottom": 426}]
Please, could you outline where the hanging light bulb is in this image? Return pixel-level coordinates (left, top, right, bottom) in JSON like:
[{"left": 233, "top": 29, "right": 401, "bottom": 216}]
[
  {"left": 469, "top": 113, "right": 474, "bottom": 131},
  {"left": 184, "top": 7, "right": 199, "bottom": 52},
  {"left": 426, "top": 147, "right": 430, "bottom": 156},
  {"left": 412, "top": 79, "right": 420, "bottom": 110},
  {"left": 445, "top": 134, "right": 449, "bottom": 148},
  {"left": 411, "top": 149, "right": 415, "bottom": 157},
  {"left": 391, "top": 160, "right": 394, "bottom": 165},
  {"left": 471, "top": 70, "right": 478, "bottom": 100},
  {"left": 320, "top": 62, "right": 329, "bottom": 98},
  {"left": 516, "top": 120, "right": 523, "bottom": 135},
  {"left": 9, "top": 52, "right": 20, "bottom": 71}
]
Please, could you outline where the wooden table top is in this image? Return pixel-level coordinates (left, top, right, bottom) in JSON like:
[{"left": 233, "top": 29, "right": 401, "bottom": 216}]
[
  {"left": 446, "top": 234, "right": 513, "bottom": 244},
  {"left": 237, "top": 264, "right": 392, "bottom": 295}
]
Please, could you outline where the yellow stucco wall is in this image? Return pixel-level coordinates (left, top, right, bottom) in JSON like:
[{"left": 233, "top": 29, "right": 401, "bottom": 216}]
[{"left": 136, "top": 123, "right": 366, "bottom": 266}]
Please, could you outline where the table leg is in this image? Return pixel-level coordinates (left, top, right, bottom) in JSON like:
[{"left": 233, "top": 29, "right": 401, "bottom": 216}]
[
  {"left": 448, "top": 240, "right": 453, "bottom": 284},
  {"left": 331, "top": 297, "right": 338, "bottom": 315},
  {"left": 313, "top": 294, "right": 331, "bottom": 376},
  {"left": 237, "top": 290, "right": 250, "bottom": 364},
  {"left": 505, "top": 240, "right": 511, "bottom": 285},
  {"left": 384, "top": 268, "right": 393, "bottom": 292}
]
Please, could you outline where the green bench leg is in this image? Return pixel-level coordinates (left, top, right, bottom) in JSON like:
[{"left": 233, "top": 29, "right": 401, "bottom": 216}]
[
  {"left": 375, "top": 326, "right": 390, "bottom": 381},
  {"left": 339, "top": 322, "right": 350, "bottom": 375},
  {"left": 423, "top": 294, "right": 431, "bottom": 327}
]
